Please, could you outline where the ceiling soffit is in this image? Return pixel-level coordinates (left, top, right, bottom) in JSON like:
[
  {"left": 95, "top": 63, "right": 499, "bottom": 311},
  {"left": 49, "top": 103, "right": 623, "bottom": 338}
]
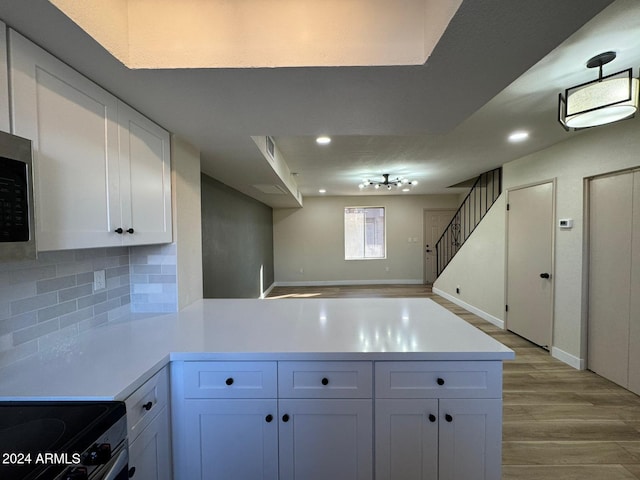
[{"left": 49, "top": 0, "right": 462, "bottom": 68}]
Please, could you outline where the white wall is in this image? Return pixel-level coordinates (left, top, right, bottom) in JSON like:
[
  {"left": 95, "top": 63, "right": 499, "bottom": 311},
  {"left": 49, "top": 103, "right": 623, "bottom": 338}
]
[
  {"left": 171, "top": 135, "right": 203, "bottom": 309},
  {"left": 433, "top": 194, "right": 505, "bottom": 327},
  {"left": 273, "top": 194, "right": 459, "bottom": 284},
  {"left": 434, "top": 117, "right": 640, "bottom": 368}
]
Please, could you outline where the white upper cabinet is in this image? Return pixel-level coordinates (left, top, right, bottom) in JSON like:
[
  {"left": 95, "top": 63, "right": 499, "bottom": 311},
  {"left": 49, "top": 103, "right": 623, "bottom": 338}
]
[
  {"left": 9, "top": 29, "right": 172, "bottom": 251},
  {"left": 0, "top": 21, "right": 10, "bottom": 132},
  {"left": 118, "top": 102, "right": 172, "bottom": 245}
]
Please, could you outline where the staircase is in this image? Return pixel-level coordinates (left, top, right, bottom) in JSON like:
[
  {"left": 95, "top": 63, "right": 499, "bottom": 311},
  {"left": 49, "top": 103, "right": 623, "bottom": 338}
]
[{"left": 435, "top": 168, "right": 502, "bottom": 278}]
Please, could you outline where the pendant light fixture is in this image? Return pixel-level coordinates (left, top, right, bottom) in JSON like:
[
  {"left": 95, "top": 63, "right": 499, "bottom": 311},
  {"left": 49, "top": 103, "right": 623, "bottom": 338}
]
[{"left": 558, "top": 51, "right": 639, "bottom": 130}]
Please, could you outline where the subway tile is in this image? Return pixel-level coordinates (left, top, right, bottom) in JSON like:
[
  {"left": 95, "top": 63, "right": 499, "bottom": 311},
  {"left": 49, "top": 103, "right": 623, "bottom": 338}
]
[
  {"left": 0, "top": 302, "right": 9, "bottom": 321},
  {"left": 11, "top": 292, "right": 58, "bottom": 316},
  {"left": 36, "top": 250, "right": 76, "bottom": 264},
  {"left": 74, "top": 248, "right": 107, "bottom": 261},
  {"left": 132, "top": 265, "right": 163, "bottom": 275},
  {"left": 107, "top": 285, "right": 131, "bottom": 300},
  {"left": 130, "top": 274, "right": 148, "bottom": 284},
  {"left": 58, "top": 284, "right": 93, "bottom": 302},
  {"left": 94, "top": 298, "right": 121, "bottom": 316},
  {"left": 38, "top": 300, "right": 77, "bottom": 322},
  {"left": 57, "top": 260, "right": 93, "bottom": 276},
  {"left": 129, "top": 254, "right": 149, "bottom": 265},
  {"left": 148, "top": 254, "right": 177, "bottom": 265},
  {"left": 121, "top": 295, "right": 131, "bottom": 306},
  {"left": 59, "top": 307, "right": 94, "bottom": 329},
  {"left": 76, "top": 272, "right": 94, "bottom": 286},
  {"left": 106, "top": 265, "right": 129, "bottom": 279},
  {"left": 133, "top": 283, "right": 163, "bottom": 294},
  {"left": 148, "top": 275, "right": 176, "bottom": 284},
  {"left": 0, "top": 311, "right": 38, "bottom": 335},
  {"left": 161, "top": 264, "right": 177, "bottom": 275},
  {"left": 13, "top": 319, "right": 59, "bottom": 345},
  {"left": 118, "top": 255, "right": 129, "bottom": 266},
  {"left": 37, "top": 275, "right": 77, "bottom": 294},
  {"left": 0, "top": 282, "right": 37, "bottom": 304},
  {"left": 106, "top": 247, "right": 129, "bottom": 257},
  {"left": 77, "top": 292, "right": 108, "bottom": 309},
  {"left": 131, "top": 294, "right": 148, "bottom": 303},
  {"left": 108, "top": 304, "right": 130, "bottom": 321},
  {"left": 0, "top": 265, "right": 56, "bottom": 288}
]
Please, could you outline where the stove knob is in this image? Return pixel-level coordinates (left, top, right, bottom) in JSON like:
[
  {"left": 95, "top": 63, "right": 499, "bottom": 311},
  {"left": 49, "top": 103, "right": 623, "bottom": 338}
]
[
  {"left": 64, "top": 467, "right": 88, "bottom": 480},
  {"left": 83, "top": 443, "right": 111, "bottom": 465}
]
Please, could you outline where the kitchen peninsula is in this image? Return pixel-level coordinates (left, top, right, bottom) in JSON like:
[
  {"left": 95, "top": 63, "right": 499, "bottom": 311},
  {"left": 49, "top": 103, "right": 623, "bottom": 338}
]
[{"left": 0, "top": 298, "right": 514, "bottom": 480}]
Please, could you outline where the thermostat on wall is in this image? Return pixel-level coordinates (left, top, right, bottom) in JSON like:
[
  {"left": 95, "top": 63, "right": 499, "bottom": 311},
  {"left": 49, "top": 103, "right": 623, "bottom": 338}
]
[{"left": 559, "top": 218, "right": 573, "bottom": 229}]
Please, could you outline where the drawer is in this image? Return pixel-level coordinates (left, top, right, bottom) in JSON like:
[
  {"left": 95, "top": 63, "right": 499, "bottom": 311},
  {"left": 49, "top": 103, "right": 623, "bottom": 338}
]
[
  {"left": 375, "top": 361, "right": 502, "bottom": 399},
  {"left": 183, "top": 361, "right": 277, "bottom": 398},
  {"left": 126, "top": 366, "right": 169, "bottom": 442},
  {"left": 279, "top": 361, "right": 372, "bottom": 398}
]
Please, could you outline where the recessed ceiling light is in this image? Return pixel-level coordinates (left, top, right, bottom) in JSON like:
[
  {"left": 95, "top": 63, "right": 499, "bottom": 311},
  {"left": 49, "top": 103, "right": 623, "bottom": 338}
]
[
  {"left": 402, "top": 188, "right": 410, "bottom": 192},
  {"left": 508, "top": 131, "right": 529, "bottom": 142},
  {"left": 319, "top": 189, "right": 327, "bottom": 194},
  {"left": 316, "top": 136, "right": 331, "bottom": 145}
]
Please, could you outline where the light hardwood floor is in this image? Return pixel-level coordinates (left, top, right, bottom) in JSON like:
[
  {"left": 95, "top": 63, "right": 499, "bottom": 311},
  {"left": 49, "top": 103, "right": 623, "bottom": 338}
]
[{"left": 266, "top": 285, "right": 640, "bottom": 480}]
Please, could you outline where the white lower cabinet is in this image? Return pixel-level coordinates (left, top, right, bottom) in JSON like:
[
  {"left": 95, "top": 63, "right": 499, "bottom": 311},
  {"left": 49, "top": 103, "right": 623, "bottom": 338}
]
[
  {"left": 126, "top": 367, "right": 172, "bottom": 480},
  {"left": 172, "top": 360, "right": 503, "bottom": 480},
  {"left": 278, "top": 399, "right": 372, "bottom": 480},
  {"left": 375, "top": 398, "right": 501, "bottom": 480},
  {"left": 129, "top": 405, "right": 172, "bottom": 480}
]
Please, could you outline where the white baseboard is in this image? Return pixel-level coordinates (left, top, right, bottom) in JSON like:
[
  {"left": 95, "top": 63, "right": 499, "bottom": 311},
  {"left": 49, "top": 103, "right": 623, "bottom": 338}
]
[
  {"left": 432, "top": 287, "right": 504, "bottom": 329},
  {"left": 273, "top": 279, "right": 424, "bottom": 287},
  {"left": 551, "top": 347, "right": 585, "bottom": 370},
  {"left": 261, "top": 282, "right": 276, "bottom": 299}
]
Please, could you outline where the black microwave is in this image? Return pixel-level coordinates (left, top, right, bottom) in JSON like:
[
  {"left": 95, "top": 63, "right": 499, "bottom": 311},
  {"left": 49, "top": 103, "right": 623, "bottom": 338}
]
[{"left": 0, "top": 130, "right": 36, "bottom": 261}]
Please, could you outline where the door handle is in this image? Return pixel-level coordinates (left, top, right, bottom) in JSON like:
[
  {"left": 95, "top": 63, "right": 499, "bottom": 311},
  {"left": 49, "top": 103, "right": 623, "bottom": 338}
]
[{"left": 540, "top": 273, "right": 550, "bottom": 279}]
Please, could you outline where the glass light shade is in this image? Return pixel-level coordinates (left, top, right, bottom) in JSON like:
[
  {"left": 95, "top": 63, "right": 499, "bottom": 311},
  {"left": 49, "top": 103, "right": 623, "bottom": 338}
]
[{"left": 564, "top": 76, "right": 639, "bottom": 129}]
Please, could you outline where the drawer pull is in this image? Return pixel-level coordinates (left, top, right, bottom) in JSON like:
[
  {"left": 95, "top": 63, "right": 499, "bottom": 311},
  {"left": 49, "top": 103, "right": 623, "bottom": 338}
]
[
  {"left": 282, "top": 414, "right": 290, "bottom": 423},
  {"left": 115, "top": 227, "right": 124, "bottom": 234},
  {"left": 265, "top": 414, "right": 273, "bottom": 423},
  {"left": 321, "top": 377, "right": 329, "bottom": 386},
  {"left": 428, "top": 414, "right": 436, "bottom": 423},
  {"left": 128, "top": 466, "right": 136, "bottom": 478},
  {"left": 126, "top": 228, "right": 135, "bottom": 234},
  {"left": 445, "top": 414, "right": 453, "bottom": 423},
  {"left": 437, "top": 377, "right": 445, "bottom": 386},
  {"left": 142, "top": 401, "right": 153, "bottom": 411},
  {"left": 225, "top": 377, "right": 234, "bottom": 386}
]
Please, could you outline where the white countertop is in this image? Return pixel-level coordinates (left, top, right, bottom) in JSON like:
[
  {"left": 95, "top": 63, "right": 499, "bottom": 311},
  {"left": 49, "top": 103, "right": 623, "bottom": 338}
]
[{"left": 0, "top": 298, "right": 514, "bottom": 401}]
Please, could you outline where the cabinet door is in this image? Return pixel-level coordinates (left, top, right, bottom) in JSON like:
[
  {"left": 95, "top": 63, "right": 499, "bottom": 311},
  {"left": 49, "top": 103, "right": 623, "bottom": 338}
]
[
  {"left": 182, "top": 399, "right": 278, "bottom": 480},
  {"left": 375, "top": 399, "right": 438, "bottom": 480},
  {"left": 9, "top": 29, "right": 122, "bottom": 251},
  {"left": 438, "top": 399, "right": 501, "bottom": 480},
  {"left": 118, "top": 102, "right": 172, "bottom": 246},
  {"left": 279, "top": 399, "right": 372, "bottom": 480},
  {"left": 128, "top": 405, "right": 171, "bottom": 480}
]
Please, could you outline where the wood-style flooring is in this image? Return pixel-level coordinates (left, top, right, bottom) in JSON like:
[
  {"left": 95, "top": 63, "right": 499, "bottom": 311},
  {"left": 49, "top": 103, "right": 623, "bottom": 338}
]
[{"left": 266, "top": 285, "right": 640, "bottom": 480}]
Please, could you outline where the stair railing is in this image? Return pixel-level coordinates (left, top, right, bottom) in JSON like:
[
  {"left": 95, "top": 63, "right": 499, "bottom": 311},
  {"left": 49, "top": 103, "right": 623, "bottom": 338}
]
[{"left": 435, "top": 168, "right": 502, "bottom": 278}]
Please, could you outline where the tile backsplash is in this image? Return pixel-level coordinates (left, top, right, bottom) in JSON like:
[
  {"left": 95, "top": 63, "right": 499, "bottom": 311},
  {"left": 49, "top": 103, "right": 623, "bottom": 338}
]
[{"left": 0, "top": 244, "right": 178, "bottom": 369}]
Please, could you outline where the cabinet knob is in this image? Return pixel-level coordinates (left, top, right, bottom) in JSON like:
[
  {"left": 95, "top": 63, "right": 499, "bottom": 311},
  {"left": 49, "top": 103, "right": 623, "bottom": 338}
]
[
  {"left": 445, "top": 414, "right": 453, "bottom": 423},
  {"left": 428, "top": 414, "right": 436, "bottom": 423},
  {"left": 128, "top": 467, "right": 136, "bottom": 478},
  {"left": 282, "top": 414, "right": 290, "bottom": 423},
  {"left": 321, "top": 377, "right": 329, "bottom": 386},
  {"left": 142, "top": 401, "right": 153, "bottom": 411},
  {"left": 114, "top": 228, "right": 124, "bottom": 234},
  {"left": 437, "top": 377, "right": 445, "bottom": 386},
  {"left": 225, "top": 377, "right": 234, "bottom": 386},
  {"left": 265, "top": 414, "right": 273, "bottom": 423},
  {"left": 126, "top": 228, "right": 135, "bottom": 234}
]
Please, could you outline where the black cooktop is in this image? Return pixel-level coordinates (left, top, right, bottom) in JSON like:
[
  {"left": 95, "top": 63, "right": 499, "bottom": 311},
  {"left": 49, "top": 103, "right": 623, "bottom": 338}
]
[{"left": 0, "top": 401, "right": 125, "bottom": 480}]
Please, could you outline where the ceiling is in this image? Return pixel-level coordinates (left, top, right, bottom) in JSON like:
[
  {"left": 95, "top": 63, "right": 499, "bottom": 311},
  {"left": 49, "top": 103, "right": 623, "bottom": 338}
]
[{"left": 1, "top": 0, "right": 638, "bottom": 207}]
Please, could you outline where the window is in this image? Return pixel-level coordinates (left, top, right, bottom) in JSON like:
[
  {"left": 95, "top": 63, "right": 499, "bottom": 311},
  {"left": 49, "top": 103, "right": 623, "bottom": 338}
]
[{"left": 344, "top": 207, "right": 385, "bottom": 260}]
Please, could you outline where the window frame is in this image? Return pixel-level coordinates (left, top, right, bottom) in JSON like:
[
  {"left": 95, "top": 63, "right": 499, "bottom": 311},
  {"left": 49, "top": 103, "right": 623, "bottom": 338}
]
[{"left": 343, "top": 206, "right": 387, "bottom": 261}]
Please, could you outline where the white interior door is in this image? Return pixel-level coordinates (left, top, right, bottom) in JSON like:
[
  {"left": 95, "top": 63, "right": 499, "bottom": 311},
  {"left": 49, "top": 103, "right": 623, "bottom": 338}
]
[
  {"left": 588, "top": 170, "right": 639, "bottom": 392},
  {"left": 506, "top": 182, "right": 554, "bottom": 348},
  {"left": 423, "top": 209, "right": 456, "bottom": 284}
]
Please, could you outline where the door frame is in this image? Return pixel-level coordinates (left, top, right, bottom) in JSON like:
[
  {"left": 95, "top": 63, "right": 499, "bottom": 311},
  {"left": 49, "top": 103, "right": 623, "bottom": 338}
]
[
  {"left": 422, "top": 208, "right": 458, "bottom": 284},
  {"left": 504, "top": 178, "right": 556, "bottom": 348}
]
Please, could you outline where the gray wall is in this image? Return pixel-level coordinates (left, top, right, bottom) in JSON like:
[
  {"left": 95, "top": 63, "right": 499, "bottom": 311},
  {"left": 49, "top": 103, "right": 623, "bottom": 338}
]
[{"left": 201, "top": 174, "right": 274, "bottom": 298}]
